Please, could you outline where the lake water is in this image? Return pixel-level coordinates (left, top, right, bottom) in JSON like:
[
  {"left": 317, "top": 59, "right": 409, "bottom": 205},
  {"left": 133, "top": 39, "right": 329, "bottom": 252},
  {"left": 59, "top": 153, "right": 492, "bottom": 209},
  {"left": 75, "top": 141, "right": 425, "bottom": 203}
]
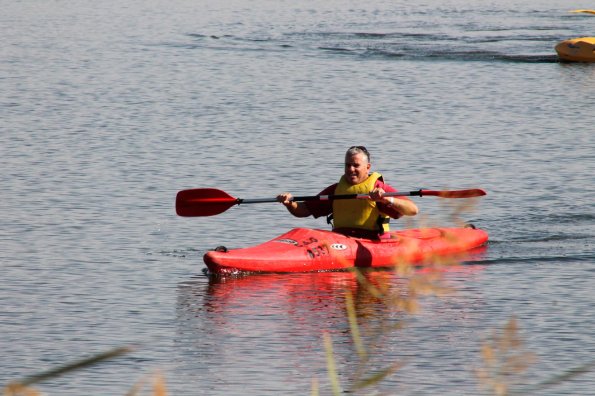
[{"left": 1, "top": 0, "right": 594, "bottom": 394}]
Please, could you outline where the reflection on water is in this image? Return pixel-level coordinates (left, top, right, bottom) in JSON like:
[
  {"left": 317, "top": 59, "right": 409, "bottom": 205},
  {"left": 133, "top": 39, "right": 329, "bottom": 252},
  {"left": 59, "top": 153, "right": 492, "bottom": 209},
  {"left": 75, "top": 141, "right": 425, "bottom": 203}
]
[{"left": 174, "top": 266, "right": 487, "bottom": 394}]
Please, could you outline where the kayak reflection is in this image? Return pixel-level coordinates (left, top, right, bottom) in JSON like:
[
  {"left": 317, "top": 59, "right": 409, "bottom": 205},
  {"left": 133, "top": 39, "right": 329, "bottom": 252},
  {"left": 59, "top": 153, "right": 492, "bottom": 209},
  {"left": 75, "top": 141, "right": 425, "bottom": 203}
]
[{"left": 175, "top": 264, "right": 487, "bottom": 394}]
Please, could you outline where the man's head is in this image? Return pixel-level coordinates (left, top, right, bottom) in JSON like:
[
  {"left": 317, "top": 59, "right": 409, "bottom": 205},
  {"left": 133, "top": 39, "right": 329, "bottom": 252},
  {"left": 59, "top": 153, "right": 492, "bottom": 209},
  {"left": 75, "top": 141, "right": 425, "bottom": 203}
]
[{"left": 344, "top": 146, "right": 371, "bottom": 185}]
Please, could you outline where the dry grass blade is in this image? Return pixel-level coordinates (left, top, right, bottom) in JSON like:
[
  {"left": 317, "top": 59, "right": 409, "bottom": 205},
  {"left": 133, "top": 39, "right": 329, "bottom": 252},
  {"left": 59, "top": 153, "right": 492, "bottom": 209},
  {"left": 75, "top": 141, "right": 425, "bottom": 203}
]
[
  {"left": 523, "top": 361, "right": 595, "bottom": 394},
  {"left": 439, "top": 196, "right": 481, "bottom": 227},
  {"left": 345, "top": 290, "right": 367, "bottom": 360},
  {"left": 152, "top": 372, "right": 168, "bottom": 396},
  {"left": 323, "top": 332, "right": 342, "bottom": 396},
  {"left": 125, "top": 371, "right": 168, "bottom": 396},
  {"left": 3, "top": 383, "right": 42, "bottom": 396},
  {"left": 310, "top": 378, "right": 319, "bottom": 396},
  {"left": 476, "top": 318, "right": 536, "bottom": 395},
  {"left": 347, "top": 268, "right": 384, "bottom": 299},
  {"left": 352, "top": 362, "right": 405, "bottom": 390},
  {"left": 125, "top": 376, "right": 148, "bottom": 396},
  {"left": 7, "top": 347, "right": 133, "bottom": 389}
]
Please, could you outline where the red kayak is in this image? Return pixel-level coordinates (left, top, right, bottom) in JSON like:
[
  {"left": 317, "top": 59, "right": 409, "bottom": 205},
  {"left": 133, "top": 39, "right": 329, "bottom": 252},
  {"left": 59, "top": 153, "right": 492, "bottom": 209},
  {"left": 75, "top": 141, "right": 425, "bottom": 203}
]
[{"left": 204, "top": 226, "right": 488, "bottom": 274}]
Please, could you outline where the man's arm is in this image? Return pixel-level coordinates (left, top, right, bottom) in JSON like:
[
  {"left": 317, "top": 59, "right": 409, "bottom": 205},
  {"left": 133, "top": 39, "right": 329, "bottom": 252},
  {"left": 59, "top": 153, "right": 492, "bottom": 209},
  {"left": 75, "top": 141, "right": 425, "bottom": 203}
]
[
  {"left": 277, "top": 193, "right": 312, "bottom": 217},
  {"left": 372, "top": 181, "right": 419, "bottom": 217}
]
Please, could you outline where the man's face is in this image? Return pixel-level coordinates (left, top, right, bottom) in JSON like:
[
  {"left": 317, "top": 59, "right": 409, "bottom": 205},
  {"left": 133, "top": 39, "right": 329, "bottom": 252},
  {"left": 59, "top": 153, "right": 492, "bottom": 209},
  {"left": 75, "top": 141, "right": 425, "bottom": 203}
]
[{"left": 344, "top": 152, "right": 370, "bottom": 185}]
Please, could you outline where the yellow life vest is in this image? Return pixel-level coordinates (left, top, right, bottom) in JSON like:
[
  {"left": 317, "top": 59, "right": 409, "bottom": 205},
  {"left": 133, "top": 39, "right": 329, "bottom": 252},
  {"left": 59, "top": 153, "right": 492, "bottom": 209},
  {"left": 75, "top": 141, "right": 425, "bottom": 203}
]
[{"left": 332, "top": 172, "right": 390, "bottom": 233}]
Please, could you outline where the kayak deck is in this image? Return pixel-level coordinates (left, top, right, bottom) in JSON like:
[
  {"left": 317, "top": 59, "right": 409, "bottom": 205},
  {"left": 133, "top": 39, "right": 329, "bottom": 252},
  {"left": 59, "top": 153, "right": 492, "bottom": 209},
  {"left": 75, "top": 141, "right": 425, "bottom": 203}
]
[{"left": 203, "top": 227, "right": 488, "bottom": 274}]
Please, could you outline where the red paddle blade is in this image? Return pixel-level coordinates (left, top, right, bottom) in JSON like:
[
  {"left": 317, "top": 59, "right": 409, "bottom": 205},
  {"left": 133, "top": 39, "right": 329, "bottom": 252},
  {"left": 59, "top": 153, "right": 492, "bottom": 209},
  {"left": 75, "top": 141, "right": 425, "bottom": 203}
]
[
  {"left": 176, "top": 188, "right": 238, "bottom": 217},
  {"left": 421, "top": 189, "right": 487, "bottom": 198}
]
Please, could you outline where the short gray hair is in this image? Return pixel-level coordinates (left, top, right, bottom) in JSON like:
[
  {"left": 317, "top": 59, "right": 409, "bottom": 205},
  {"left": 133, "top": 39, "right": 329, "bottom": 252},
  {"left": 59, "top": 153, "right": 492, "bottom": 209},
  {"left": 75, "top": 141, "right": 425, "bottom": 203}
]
[{"left": 346, "top": 146, "right": 370, "bottom": 162}]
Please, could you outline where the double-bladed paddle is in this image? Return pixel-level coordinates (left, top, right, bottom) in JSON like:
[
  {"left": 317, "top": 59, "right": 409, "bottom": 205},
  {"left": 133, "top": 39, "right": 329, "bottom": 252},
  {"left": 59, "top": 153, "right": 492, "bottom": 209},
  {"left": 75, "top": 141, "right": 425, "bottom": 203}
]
[{"left": 175, "top": 188, "right": 487, "bottom": 217}]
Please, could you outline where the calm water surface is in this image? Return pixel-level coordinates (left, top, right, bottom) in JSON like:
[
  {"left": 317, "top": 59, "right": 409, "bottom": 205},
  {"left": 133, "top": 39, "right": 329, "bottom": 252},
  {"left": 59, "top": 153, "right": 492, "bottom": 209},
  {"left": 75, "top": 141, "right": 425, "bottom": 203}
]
[{"left": 2, "top": 0, "right": 594, "bottom": 394}]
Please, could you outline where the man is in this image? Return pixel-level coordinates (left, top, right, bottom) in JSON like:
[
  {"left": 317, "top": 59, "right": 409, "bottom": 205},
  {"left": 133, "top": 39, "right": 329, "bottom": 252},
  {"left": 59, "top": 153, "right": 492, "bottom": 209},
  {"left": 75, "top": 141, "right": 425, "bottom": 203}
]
[{"left": 277, "top": 146, "right": 418, "bottom": 239}]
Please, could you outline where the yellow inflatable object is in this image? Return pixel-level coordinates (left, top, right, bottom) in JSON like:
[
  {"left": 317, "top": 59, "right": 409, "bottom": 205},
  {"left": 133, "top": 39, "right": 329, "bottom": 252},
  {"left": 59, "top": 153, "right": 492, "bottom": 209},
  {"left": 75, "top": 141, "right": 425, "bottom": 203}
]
[
  {"left": 569, "top": 9, "right": 595, "bottom": 15},
  {"left": 555, "top": 37, "right": 595, "bottom": 62}
]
